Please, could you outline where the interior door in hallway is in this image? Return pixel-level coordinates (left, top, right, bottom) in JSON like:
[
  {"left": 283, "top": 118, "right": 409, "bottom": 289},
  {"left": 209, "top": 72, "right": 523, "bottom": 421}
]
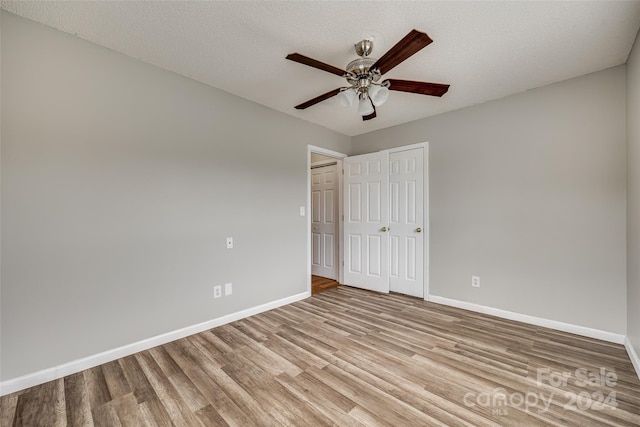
[
  {"left": 343, "top": 151, "right": 390, "bottom": 293},
  {"left": 311, "top": 164, "right": 338, "bottom": 279},
  {"left": 389, "top": 148, "right": 424, "bottom": 297}
]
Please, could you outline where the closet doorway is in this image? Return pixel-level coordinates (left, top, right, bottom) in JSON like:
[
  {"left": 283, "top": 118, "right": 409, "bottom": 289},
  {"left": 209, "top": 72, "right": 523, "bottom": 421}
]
[
  {"left": 342, "top": 144, "right": 427, "bottom": 298},
  {"left": 306, "top": 143, "right": 428, "bottom": 299}
]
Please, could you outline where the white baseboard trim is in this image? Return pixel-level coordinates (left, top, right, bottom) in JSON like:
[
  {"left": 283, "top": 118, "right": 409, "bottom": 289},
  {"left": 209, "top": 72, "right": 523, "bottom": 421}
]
[
  {"left": 624, "top": 337, "right": 640, "bottom": 380},
  {"left": 0, "top": 291, "right": 310, "bottom": 396},
  {"left": 428, "top": 295, "right": 625, "bottom": 345}
]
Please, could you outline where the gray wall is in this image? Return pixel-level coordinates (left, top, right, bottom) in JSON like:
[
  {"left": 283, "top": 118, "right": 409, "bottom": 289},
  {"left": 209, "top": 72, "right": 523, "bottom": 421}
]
[
  {"left": 0, "top": 12, "right": 350, "bottom": 380},
  {"left": 628, "top": 30, "right": 640, "bottom": 357},
  {"left": 353, "top": 66, "right": 627, "bottom": 334}
]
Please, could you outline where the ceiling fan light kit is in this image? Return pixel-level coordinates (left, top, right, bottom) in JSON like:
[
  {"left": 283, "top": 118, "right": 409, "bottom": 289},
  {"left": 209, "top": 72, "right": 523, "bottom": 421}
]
[
  {"left": 286, "top": 29, "right": 450, "bottom": 121},
  {"left": 358, "top": 95, "right": 375, "bottom": 116},
  {"left": 338, "top": 88, "right": 357, "bottom": 108},
  {"left": 368, "top": 84, "right": 390, "bottom": 107}
]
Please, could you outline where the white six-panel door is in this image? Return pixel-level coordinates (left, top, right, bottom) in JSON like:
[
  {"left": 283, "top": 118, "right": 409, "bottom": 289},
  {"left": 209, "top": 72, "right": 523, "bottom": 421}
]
[
  {"left": 343, "top": 151, "right": 390, "bottom": 293},
  {"left": 389, "top": 148, "right": 424, "bottom": 297},
  {"left": 311, "top": 164, "right": 338, "bottom": 279},
  {"left": 342, "top": 147, "right": 425, "bottom": 297}
]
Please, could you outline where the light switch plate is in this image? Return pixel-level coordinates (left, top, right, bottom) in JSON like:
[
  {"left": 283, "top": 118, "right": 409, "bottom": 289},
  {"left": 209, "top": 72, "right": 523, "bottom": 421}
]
[
  {"left": 226, "top": 237, "right": 233, "bottom": 249},
  {"left": 299, "top": 206, "right": 305, "bottom": 216}
]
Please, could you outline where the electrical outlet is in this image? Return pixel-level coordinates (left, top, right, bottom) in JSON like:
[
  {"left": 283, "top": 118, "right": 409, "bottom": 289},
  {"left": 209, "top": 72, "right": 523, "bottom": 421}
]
[
  {"left": 214, "top": 285, "right": 222, "bottom": 298},
  {"left": 225, "top": 282, "right": 232, "bottom": 296},
  {"left": 226, "top": 237, "right": 233, "bottom": 249},
  {"left": 472, "top": 276, "right": 480, "bottom": 288}
]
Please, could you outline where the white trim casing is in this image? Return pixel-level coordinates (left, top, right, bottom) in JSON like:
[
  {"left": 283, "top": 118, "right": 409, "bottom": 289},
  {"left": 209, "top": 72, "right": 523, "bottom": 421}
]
[
  {"left": 625, "top": 337, "right": 640, "bottom": 380},
  {"left": 429, "top": 295, "right": 626, "bottom": 344},
  {"left": 0, "top": 291, "right": 310, "bottom": 396}
]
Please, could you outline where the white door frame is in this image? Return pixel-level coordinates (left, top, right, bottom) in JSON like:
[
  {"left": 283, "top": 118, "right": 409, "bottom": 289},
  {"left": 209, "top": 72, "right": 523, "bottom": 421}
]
[{"left": 307, "top": 145, "right": 347, "bottom": 294}]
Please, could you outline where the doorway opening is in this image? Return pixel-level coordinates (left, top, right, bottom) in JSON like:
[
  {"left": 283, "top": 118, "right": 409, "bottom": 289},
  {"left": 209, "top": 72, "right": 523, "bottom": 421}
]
[{"left": 307, "top": 146, "right": 347, "bottom": 295}]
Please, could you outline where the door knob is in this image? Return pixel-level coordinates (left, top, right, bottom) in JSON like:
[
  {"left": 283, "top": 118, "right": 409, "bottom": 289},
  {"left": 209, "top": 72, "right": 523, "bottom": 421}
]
[
  {"left": 416, "top": 227, "right": 422, "bottom": 233},
  {"left": 381, "top": 226, "right": 388, "bottom": 232}
]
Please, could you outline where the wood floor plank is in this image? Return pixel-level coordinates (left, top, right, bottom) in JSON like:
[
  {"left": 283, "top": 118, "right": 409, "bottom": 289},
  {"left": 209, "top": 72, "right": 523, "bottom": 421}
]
[
  {"left": 240, "top": 339, "right": 303, "bottom": 377},
  {"left": 112, "top": 393, "right": 144, "bottom": 427},
  {"left": 331, "top": 349, "right": 493, "bottom": 427},
  {"left": 311, "top": 275, "right": 340, "bottom": 294},
  {"left": 84, "top": 367, "right": 112, "bottom": 412},
  {"left": 135, "top": 351, "right": 205, "bottom": 427},
  {"left": 64, "top": 371, "right": 94, "bottom": 426},
  {"left": 261, "top": 333, "right": 329, "bottom": 371},
  {"left": 198, "top": 362, "right": 282, "bottom": 426},
  {"left": 3, "top": 285, "right": 639, "bottom": 426},
  {"left": 90, "top": 400, "right": 121, "bottom": 427},
  {"left": 212, "top": 324, "right": 255, "bottom": 350},
  {"left": 138, "top": 397, "right": 174, "bottom": 426},
  {"left": 222, "top": 350, "right": 332, "bottom": 427},
  {"left": 333, "top": 342, "right": 499, "bottom": 427},
  {"left": 118, "top": 355, "right": 157, "bottom": 405},
  {"left": 308, "top": 364, "right": 442, "bottom": 426},
  {"left": 186, "top": 334, "right": 229, "bottom": 368},
  {"left": 232, "top": 318, "right": 269, "bottom": 342},
  {"left": 276, "top": 372, "right": 364, "bottom": 427},
  {"left": 0, "top": 392, "right": 19, "bottom": 426},
  {"left": 195, "top": 404, "right": 229, "bottom": 426},
  {"left": 101, "top": 361, "right": 132, "bottom": 399},
  {"left": 20, "top": 379, "right": 67, "bottom": 427},
  {"left": 182, "top": 365, "right": 253, "bottom": 427}
]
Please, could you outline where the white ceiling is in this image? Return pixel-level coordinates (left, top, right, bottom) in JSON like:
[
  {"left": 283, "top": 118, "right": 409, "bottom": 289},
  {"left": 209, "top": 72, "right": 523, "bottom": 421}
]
[{"left": 2, "top": 1, "right": 640, "bottom": 137}]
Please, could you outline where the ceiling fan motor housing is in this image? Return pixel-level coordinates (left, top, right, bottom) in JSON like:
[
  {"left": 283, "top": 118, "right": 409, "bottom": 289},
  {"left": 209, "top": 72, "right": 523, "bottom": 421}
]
[{"left": 346, "top": 57, "right": 382, "bottom": 91}]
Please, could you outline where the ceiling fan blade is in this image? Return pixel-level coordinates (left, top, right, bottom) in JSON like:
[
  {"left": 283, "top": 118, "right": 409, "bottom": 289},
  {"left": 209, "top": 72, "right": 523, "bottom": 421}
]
[
  {"left": 387, "top": 79, "right": 450, "bottom": 97},
  {"left": 371, "top": 30, "right": 433, "bottom": 75},
  {"left": 362, "top": 105, "right": 376, "bottom": 121},
  {"left": 286, "top": 53, "right": 347, "bottom": 77},
  {"left": 294, "top": 88, "right": 341, "bottom": 110}
]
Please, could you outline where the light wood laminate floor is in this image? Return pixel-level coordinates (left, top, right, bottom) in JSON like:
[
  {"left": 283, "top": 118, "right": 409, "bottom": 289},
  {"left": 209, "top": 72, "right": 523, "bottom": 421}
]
[{"left": 2, "top": 286, "right": 639, "bottom": 426}]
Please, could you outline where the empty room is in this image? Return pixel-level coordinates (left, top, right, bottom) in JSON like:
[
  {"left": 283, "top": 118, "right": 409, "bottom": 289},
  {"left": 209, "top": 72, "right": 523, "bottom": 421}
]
[{"left": 2, "top": 1, "right": 640, "bottom": 425}]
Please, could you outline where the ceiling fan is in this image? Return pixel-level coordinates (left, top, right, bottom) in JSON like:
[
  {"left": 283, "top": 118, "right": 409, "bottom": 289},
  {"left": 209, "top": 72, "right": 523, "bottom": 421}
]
[{"left": 286, "top": 30, "right": 450, "bottom": 121}]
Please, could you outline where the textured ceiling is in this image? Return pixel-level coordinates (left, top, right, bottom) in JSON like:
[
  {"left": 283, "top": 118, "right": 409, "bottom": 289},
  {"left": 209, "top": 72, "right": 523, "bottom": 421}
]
[{"left": 2, "top": 1, "right": 640, "bottom": 136}]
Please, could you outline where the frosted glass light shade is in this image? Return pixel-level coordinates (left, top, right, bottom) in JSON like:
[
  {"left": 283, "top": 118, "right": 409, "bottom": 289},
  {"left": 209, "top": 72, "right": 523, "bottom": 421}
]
[
  {"left": 369, "top": 85, "right": 389, "bottom": 107},
  {"left": 358, "top": 97, "right": 374, "bottom": 116},
  {"left": 338, "top": 89, "right": 357, "bottom": 108}
]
